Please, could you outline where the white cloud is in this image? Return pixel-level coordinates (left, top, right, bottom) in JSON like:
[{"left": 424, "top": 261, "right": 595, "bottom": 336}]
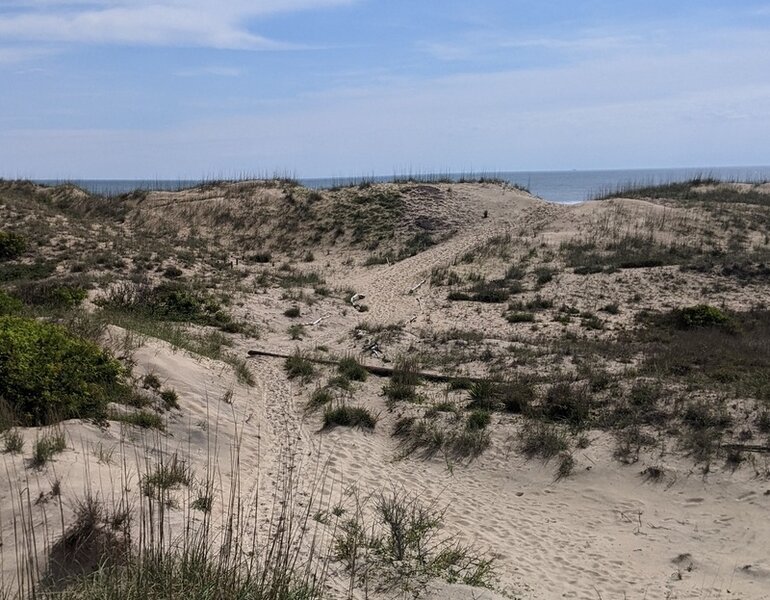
[
  {"left": 0, "top": 0, "right": 356, "bottom": 49},
  {"left": 0, "top": 45, "right": 52, "bottom": 64},
  {"left": 175, "top": 66, "right": 243, "bottom": 77}
]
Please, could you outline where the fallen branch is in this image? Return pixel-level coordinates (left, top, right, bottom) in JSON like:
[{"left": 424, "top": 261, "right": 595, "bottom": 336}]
[
  {"left": 721, "top": 443, "right": 770, "bottom": 455},
  {"left": 246, "top": 348, "right": 491, "bottom": 384},
  {"left": 408, "top": 279, "right": 426, "bottom": 294},
  {"left": 302, "top": 315, "right": 331, "bottom": 327}
]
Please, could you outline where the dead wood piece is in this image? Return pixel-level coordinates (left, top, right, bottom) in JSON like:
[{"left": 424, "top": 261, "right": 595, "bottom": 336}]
[
  {"left": 721, "top": 444, "right": 770, "bottom": 455},
  {"left": 409, "top": 279, "right": 426, "bottom": 294},
  {"left": 246, "top": 348, "right": 492, "bottom": 383},
  {"left": 302, "top": 315, "right": 330, "bottom": 327}
]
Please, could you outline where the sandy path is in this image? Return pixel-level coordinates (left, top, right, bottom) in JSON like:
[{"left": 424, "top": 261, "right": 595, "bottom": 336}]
[{"left": 334, "top": 192, "right": 561, "bottom": 326}]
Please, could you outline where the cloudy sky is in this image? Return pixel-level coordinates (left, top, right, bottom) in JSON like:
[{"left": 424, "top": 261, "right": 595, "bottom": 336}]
[{"left": 1, "top": 0, "right": 769, "bottom": 179}]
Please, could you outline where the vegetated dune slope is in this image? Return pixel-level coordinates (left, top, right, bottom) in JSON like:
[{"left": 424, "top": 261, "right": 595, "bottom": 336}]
[{"left": 1, "top": 179, "right": 769, "bottom": 600}]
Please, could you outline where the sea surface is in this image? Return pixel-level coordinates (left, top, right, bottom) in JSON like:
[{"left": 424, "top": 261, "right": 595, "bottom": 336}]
[{"left": 36, "top": 165, "right": 770, "bottom": 204}]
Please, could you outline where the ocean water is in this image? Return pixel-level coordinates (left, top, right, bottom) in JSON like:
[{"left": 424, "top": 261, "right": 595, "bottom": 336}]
[{"left": 36, "top": 165, "right": 770, "bottom": 204}]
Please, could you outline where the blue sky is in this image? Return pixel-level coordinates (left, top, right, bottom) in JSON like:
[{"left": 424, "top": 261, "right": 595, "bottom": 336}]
[{"left": 1, "top": 1, "right": 769, "bottom": 179}]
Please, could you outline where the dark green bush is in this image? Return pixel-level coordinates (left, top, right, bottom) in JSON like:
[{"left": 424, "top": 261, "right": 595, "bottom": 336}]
[
  {"left": 674, "top": 305, "right": 730, "bottom": 329},
  {"left": 466, "top": 410, "right": 491, "bottom": 430},
  {"left": 519, "top": 421, "right": 569, "bottom": 459},
  {"left": 284, "top": 350, "right": 315, "bottom": 381},
  {"left": 307, "top": 387, "right": 333, "bottom": 411},
  {"left": 283, "top": 306, "right": 301, "bottom": 318},
  {"left": 383, "top": 356, "right": 420, "bottom": 402},
  {"left": 338, "top": 355, "right": 368, "bottom": 381},
  {"left": 541, "top": 382, "right": 591, "bottom": 427},
  {"left": 0, "top": 316, "right": 125, "bottom": 425},
  {"left": 15, "top": 280, "right": 88, "bottom": 308},
  {"left": 111, "top": 409, "right": 165, "bottom": 430},
  {"left": 98, "top": 281, "right": 231, "bottom": 328},
  {"left": 0, "top": 231, "right": 26, "bottom": 260},
  {"left": 163, "top": 265, "right": 183, "bottom": 278},
  {"left": 0, "top": 260, "right": 56, "bottom": 283},
  {"left": 506, "top": 311, "right": 535, "bottom": 324},
  {"left": 323, "top": 405, "right": 378, "bottom": 429},
  {"left": 0, "top": 290, "right": 23, "bottom": 316}
]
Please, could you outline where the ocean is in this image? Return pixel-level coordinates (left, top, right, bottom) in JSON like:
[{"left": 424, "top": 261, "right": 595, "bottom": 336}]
[{"left": 35, "top": 165, "right": 770, "bottom": 204}]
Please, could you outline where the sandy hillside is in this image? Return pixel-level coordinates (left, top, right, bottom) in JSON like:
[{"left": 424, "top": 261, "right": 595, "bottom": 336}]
[{"left": 1, "top": 179, "right": 769, "bottom": 599}]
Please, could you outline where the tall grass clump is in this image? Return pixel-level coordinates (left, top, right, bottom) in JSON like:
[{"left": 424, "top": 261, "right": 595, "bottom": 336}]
[
  {"left": 284, "top": 349, "right": 315, "bottom": 382},
  {"left": 384, "top": 356, "right": 421, "bottom": 402},
  {"left": 334, "top": 488, "right": 495, "bottom": 594}
]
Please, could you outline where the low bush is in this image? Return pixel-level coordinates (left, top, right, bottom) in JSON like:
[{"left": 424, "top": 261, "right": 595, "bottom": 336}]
[
  {"left": 0, "top": 290, "right": 23, "bottom": 315},
  {"left": 673, "top": 305, "right": 731, "bottom": 329},
  {"left": 3, "top": 429, "right": 24, "bottom": 454},
  {"left": 338, "top": 355, "right": 368, "bottom": 381},
  {"left": 384, "top": 356, "right": 420, "bottom": 402},
  {"left": 541, "top": 382, "right": 592, "bottom": 427},
  {"left": 283, "top": 306, "right": 301, "bottom": 318},
  {"left": 506, "top": 311, "right": 536, "bottom": 323},
  {"left": 466, "top": 410, "right": 491, "bottom": 430},
  {"left": 467, "top": 378, "right": 533, "bottom": 414},
  {"left": 31, "top": 430, "right": 67, "bottom": 468},
  {"left": 0, "top": 231, "right": 26, "bottom": 260},
  {"left": 519, "top": 421, "right": 569, "bottom": 459},
  {"left": 284, "top": 350, "right": 315, "bottom": 381},
  {"left": 323, "top": 405, "right": 378, "bottom": 429},
  {"left": 159, "top": 388, "right": 180, "bottom": 410},
  {"left": 97, "top": 281, "right": 232, "bottom": 328},
  {"left": 0, "top": 316, "right": 126, "bottom": 425},
  {"left": 307, "top": 387, "right": 333, "bottom": 412},
  {"left": 14, "top": 280, "right": 88, "bottom": 308},
  {"left": 110, "top": 409, "right": 165, "bottom": 430}
]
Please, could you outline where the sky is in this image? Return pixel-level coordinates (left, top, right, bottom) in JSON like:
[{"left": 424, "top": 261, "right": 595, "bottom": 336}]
[{"left": 1, "top": 0, "right": 770, "bottom": 179}]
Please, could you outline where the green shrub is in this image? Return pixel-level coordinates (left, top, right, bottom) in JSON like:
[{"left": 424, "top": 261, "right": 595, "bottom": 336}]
[
  {"left": 15, "top": 280, "right": 88, "bottom": 308},
  {"left": 31, "top": 430, "right": 67, "bottom": 468},
  {"left": 287, "top": 324, "right": 305, "bottom": 340},
  {"left": 0, "top": 290, "right": 23, "bottom": 316},
  {"left": 466, "top": 410, "right": 491, "bottom": 430},
  {"left": 338, "top": 355, "right": 368, "bottom": 381},
  {"left": 307, "top": 387, "right": 333, "bottom": 412},
  {"left": 323, "top": 405, "right": 378, "bottom": 429},
  {"left": 283, "top": 306, "right": 301, "bottom": 318},
  {"left": 506, "top": 311, "right": 536, "bottom": 323},
  {"left": 110, "top": 409, "right": 165, "bottom": 430},
  {"left": 519, "top": 421, "right": 568, "bottom": 459},
  {"left": 284, "top": 350, "right": 315, "bottom": 381},
  {"left": 0, "top": 231, "right": 26, "bottom": 261},
  {"left": 383, "top": 355, "right": 420, "bottom": 402},
  {"left": 499, "top": 380, "right": 534, "bottom": 414},
  {"left": 162, "top": 265, "right": 183, "bottom": 278},
  {"left": 159, "top": 388, "right": 180, "bottom": 410},
  {"left": 541, "top": 382, "right": 591, "bottom": 427},
  {"left": 0, "top": 316, "right": 125, "bottom": 425},
  {"left": 674, "top": 305, "right": 731, "bottom": 329},
  {"left": 3, "top": 429, "right": 24, "bottom": 454},
  {"left": 97, "top": 281, "right": 231, "bottom": 328}
]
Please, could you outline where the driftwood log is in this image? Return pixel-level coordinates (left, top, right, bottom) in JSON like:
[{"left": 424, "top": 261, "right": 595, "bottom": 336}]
[
  {"left": 721, "top": 443, "right": 770, "bottom": 455},
  {"left": 246, "top": 348, "right": 488, "bottom": 384}
]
